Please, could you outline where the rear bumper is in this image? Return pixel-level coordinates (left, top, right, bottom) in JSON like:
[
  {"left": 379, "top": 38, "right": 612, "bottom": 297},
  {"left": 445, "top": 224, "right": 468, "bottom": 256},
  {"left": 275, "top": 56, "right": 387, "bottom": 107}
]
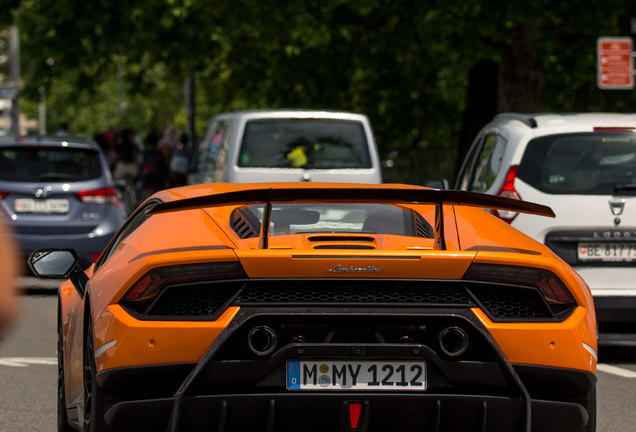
[
  {"left": 93, "top": 307, "right": 596, "bottom": 432},
  {"left": 105, "top": 391, "right": 589, "bottom": 432}
]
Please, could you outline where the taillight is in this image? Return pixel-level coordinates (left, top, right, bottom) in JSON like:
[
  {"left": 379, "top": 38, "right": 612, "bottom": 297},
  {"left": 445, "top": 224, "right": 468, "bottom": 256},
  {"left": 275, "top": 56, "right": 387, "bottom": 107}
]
[
  {"left": 121, "top": 261, "right": 246, "bottom": 314},
  {"left": 495, "top": 165, "right": 520, "bottom": 223},
  {"left": 77, "top": 187, "right": 122, "bottom": 208},
  {"left": 464, "top": 263, "right": 577, "bottom": 318},
  {"left": 593, "top": 126, "right": 635, "bottom": 132},
  {"left": 0, "top": 190, "right": 7, "bottom": 199}
]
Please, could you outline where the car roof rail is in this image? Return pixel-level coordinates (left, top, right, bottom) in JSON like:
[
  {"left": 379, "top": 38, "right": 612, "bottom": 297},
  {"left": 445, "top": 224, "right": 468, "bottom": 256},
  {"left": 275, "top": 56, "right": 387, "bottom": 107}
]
[{"left": 494, "top": 113, "right": 538, "bottom": 128}]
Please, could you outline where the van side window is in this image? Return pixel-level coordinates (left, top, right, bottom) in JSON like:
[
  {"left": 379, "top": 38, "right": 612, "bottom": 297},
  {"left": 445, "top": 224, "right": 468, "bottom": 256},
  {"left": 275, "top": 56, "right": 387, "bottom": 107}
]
[
  {"left": 456, "top": 135, "right": 483, "bottom": 190},
  {"left": 469, "top": 134, "right": 506, "bottom": 192}
]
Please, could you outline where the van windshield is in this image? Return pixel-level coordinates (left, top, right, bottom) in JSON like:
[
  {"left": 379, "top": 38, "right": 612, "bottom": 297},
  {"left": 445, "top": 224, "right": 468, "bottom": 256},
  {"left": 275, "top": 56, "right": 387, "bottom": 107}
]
[
  {"left": 237, "top": 118, "right": 372, "bottom": 169},
  {"left": 517, "top": 132, "right": 636, "bottom": 195}
]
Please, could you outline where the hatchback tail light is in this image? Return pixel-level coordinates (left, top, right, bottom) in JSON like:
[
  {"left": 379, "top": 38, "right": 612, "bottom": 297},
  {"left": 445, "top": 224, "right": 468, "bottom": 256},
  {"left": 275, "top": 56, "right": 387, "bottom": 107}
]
[
  {"left": 77, "top": 187, "right": 122, "bottom": 208},
  {"left": 593, "top": 126, "right": 635, "bottom": 132},
  {"left": 495, "top": 165, "right": 520, "bottom": 223}
]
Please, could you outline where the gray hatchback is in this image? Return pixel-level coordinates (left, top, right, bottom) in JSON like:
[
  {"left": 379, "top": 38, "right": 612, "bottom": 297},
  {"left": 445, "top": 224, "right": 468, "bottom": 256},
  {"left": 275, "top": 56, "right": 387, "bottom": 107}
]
[{"left": 0, "top": 137, "right": 126, "bottom": 267}]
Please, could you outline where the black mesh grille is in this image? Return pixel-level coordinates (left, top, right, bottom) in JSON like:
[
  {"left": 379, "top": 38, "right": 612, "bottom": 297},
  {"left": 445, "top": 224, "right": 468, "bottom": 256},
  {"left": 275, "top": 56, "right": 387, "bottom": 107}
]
[
  {"left": 467, "top": 283, "right": 552, "bottom": 319},
  {"left": 237, "top": 280, "right": 474, "bottom": 306},
  {"left": 147, "top": 282, "right": 243, "bottom": 317}
]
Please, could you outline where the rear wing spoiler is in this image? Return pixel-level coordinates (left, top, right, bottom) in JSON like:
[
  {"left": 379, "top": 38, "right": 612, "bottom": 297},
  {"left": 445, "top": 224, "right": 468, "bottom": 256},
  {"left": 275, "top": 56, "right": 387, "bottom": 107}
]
[{"left": 150, "top": 188, "right": 554, "bottom": 250}]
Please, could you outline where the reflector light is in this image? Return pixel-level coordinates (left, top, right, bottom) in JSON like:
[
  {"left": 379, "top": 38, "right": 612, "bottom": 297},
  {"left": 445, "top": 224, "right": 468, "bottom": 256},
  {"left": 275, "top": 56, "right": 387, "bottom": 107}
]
[
  {"left": 495, "top": 165, "right": 520, "bottom": 223},
  {"left": 349, "top": 402, "right": 362, "bottom": 430},
  {"left": 77, "top": 187, "right": 122, "bottom": 208}
]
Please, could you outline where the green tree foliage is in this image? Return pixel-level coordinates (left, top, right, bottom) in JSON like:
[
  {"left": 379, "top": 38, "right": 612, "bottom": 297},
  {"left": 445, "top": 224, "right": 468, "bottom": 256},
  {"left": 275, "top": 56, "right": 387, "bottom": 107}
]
[{"left": 3, "top": 0, "right": 636, "bottom": 183}]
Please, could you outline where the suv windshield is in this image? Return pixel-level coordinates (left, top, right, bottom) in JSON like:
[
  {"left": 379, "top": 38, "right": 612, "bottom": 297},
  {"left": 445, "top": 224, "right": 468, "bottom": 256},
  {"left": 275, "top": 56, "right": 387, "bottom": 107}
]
[
  {"left": 517, "top": 132, "right": 636, "bottom": 195},
  {"left": 0, "top": 146, "right": 103, "bottom": 182},
  {"left": 237, "top": 119, "right": 372, "bottom": 169}
]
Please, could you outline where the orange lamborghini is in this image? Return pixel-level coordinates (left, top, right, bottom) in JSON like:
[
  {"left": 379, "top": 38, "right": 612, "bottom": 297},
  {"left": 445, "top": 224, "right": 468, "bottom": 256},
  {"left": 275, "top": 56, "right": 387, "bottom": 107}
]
[{"left": 29, "top": 183, "right": 597, "bottom": 432}]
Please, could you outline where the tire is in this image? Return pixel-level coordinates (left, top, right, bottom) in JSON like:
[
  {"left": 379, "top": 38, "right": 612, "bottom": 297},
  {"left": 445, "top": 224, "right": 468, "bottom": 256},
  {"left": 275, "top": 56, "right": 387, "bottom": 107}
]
[
  {"left": 579, "top": 387, "right": 597, "bottom": 432},
  {"left": 58, "top": 316, "right": 74, "bottom": 432},
  {"left": 83, "top": 315, "right": 114, "bottom": 432}
]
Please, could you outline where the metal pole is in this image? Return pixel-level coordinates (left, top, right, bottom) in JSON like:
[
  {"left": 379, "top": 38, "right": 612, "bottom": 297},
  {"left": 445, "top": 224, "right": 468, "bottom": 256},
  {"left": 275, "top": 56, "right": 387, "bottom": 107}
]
[
  {"left": 8, "top": 24, "right": 20, "bottom": 138},
  {"left": 38, "top": 86, "right": 46, "bottom": 135}
]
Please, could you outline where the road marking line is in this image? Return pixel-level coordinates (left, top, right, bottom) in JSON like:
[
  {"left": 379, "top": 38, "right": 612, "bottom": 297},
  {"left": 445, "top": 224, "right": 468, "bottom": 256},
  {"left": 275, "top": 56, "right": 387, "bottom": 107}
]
[
  {"left": 0, "top": 357, "right": 56, "bottom": 367},
  {"left": 597, "top": 363, "right": 636, "bottom": 378}
]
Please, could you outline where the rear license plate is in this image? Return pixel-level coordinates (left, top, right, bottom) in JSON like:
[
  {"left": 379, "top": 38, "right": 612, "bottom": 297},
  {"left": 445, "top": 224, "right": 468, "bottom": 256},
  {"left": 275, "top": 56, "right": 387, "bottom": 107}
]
[
  {"left": 15, "top": 198, "right": 70, "bottom": 214},
  {"left": 578, "top": 243, "right": 636, "bottom": 262},
  {"left": 286, "top": 360, "right": 426, "bottom": 391}
]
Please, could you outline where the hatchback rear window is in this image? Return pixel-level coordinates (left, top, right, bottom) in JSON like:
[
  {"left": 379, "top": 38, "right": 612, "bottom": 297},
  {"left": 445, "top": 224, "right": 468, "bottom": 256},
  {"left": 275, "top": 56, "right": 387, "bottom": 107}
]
[
  {"left": 517, "top": 132, "right": 636, "bottom": 195},
  {"left": 0, "top": 146, "right": 103, "bottom": 182},
  {"left": 237, "top": 119, "right": 372, "bottom": 169}
]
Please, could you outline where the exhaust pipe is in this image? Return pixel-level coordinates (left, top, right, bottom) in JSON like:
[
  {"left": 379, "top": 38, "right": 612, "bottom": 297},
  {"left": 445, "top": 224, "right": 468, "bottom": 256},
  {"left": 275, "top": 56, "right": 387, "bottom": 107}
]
[
  {"left": 438, "top": 327, "right": 468, "bottom": 357},
  {"left": 247, "top": 326, "right": 277, "bottom": 356}
]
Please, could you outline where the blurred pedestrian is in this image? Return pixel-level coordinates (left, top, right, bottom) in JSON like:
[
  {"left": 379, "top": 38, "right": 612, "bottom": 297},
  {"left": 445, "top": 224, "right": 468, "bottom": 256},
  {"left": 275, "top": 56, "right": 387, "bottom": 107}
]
[
  {"left": 0, "top": 217, "right": 18, "bottom": 336},
  {"left": 169, "top": 133, "right": 192, "bottom": 187},
  {"left": 54, "top": 122, "right": 70, "bottom": 137},
  {"left": 139, "top": 129, "right": 168, "bottom": 201},
  {"left": 113, "top": 128, "right": 140, "bottom": 211}
]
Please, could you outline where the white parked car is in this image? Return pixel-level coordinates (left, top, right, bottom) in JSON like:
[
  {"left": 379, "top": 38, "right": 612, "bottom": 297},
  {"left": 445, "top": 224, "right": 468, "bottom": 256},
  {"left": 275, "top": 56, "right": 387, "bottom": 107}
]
[
  {"left": 189, "top": 109, "right": 382, "bottom": 184},
  {"left": 455, "top": 112, "right": 636, "bottom": 345}
]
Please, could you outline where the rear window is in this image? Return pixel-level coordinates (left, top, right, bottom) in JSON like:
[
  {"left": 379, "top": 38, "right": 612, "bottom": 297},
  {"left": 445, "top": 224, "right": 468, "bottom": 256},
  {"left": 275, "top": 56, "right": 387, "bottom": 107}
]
[
  {"left": 240, "top": 203, "right": 432, "bottom": 237},
  {"left": 517, "top": 132, "right": 636, "bottom": 195},
  {"left": 237, "top": 119, "right": 372, "bottom": 169},
  {"left": 0, "top": 146, "right": 103, "bottom": 182}
]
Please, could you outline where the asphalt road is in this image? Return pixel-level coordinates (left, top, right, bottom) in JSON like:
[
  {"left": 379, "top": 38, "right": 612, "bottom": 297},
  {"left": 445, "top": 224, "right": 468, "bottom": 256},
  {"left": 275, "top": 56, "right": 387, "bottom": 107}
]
[{"left": 1, "top": 279, "right": 636, "bottom": 431}]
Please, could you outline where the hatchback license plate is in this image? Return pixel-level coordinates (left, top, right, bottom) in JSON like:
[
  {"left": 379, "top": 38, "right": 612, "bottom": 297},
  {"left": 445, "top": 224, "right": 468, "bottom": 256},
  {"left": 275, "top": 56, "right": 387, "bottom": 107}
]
[
  {"left": 286, "top": 360, "right": 426, "bottom": 391},
  {"left": 15, "top": 198, "right": 70, "bottom": 214},
  {"left": 578, "top": 243, "right": 636, "bottom": 262}
]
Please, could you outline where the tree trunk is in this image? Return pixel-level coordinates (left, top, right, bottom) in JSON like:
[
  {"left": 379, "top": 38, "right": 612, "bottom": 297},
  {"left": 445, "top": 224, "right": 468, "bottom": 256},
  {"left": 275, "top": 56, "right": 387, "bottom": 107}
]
[{"left": 498, "top": 23, "right": 545, "bottom": 112}]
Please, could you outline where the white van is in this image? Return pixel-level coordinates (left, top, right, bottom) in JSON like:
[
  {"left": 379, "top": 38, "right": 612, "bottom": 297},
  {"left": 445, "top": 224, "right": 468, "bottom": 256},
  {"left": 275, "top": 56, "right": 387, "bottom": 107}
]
[{"left": 188, "top": 110, "right": 382, "bottom": 184}]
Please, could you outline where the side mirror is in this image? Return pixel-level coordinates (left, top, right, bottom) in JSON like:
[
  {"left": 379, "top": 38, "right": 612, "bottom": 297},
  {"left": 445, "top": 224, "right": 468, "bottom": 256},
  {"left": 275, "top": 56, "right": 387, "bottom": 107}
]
[
  {"left": 28, "top": 249, "right": 88, "bottom": 297},
  {"left": 29, "top": 249, "right": 78, "bottom": 278}
]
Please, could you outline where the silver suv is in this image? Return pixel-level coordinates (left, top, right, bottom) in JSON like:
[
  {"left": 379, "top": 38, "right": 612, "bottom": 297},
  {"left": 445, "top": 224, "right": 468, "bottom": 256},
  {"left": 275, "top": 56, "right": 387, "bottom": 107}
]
[{"left": 455, "top": 112, "right": 636, "bottom": 345}]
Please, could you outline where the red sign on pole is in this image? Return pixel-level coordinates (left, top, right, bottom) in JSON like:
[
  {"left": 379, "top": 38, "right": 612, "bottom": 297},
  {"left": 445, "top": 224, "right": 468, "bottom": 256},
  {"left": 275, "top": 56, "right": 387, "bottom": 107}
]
[{"left": 597, "top": 37, "right": 634, "bottom": 90}]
